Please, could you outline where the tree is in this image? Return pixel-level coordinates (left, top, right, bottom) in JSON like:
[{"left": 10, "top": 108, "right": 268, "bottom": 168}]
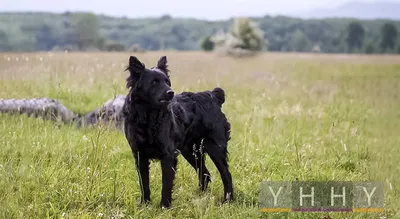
[
  {"left": 104, "top": 42, "right": 125, "bottom": 51},
  {"left": 288, "top": 29, "right": 311, "bottom": 52},
  {"left": 397, "top": 42, "right": 400, "bottom": 54},
  {"left": 35, "top": 24, "right": 58, "bottom": 51},
  {"left": 160, "top": 14, "right": 172, "bottom": 21},
  {"left": 96, "top": 37, "right": 106, "bottom": 51},
  {"left": 380, "top": 22, "right": 398, "bottom": 52},
  {"left": 346, "top": 21, "right": 365, "bottom": 53},
  {"left": 3, "top": 12, "right": 400, "bottom": 54},
  {"left": 5, "top": 26, "right": 37, "bottom": 51},
  {"left": 200, "top": 36, "right": 215, "bottom": 51},
  {"left": 70, "top": 12, "right": 100, "bottom": 50},
  {"left": 230, "top": 17, "right": 264, "bottom": 51},
  {"left": 211, "top": 17, "right": 265, "bottom": 57},
  {"left": 364, "top": 42, "right": 376, "bottom": 54},
  {"left": 0, "top": 29, "right": 10, "bottom": 51}
]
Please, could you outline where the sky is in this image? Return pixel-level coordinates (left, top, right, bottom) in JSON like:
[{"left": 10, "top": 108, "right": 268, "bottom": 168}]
[{"left": 1, "top": 0, "right": 399, "bottom": 20}]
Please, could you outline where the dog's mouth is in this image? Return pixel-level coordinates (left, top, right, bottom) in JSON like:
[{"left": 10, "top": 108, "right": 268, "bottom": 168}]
[{"left": 159, "top": 96, "right": 173, "bottom": 103}]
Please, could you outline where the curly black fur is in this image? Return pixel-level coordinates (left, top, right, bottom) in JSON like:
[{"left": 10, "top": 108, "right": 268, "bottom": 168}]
[{"left": 122, "top": 56, "right": 233, "bottom": 208}]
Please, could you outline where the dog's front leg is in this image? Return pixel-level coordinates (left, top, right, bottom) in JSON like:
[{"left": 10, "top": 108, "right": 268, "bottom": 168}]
[
  {"left": 160, "top": 156, "right": 177, "bottom": 208},
  {"left": 134, "top": 152, "right": 151, "bottom": 204}
]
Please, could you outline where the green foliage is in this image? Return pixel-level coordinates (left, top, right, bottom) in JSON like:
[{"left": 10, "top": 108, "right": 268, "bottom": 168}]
[
  {"left": 380, "top": 22, "right": 398, "bottom": 52},
  {"left": 211, "top": 17, "right": 264, "bottom": 57},
  {"left": 0, "top": 29, "right": 9, "bottom": 51},
  {"left": 104, "top": 42, "right": 125, "bottom": 51},
  {"left": 129, "top": 44, "right": 146, "bottom": 53},
  {"left": 346, "top": 21, "right": 365, "bottom": 52},
  {"left": 230, "top": 17, "right": 264, "bottom": 51},
  {"left": 1, "top": 12, "right": 400, "bottom": 54},
  {"left": 200, "top": 36, "right": 215, "bottom": 51},
  {"left": 71, "top": 12, "right": 100, "bottom": 50},
  {"left": 364, "top": 42, "right": 376, "bottom": 54},
  {"left": 96, "top": 37, "right": 106, "bottom": 51},
  {"left": 287, "top": 29, "right": 311, "bottom": 52}
]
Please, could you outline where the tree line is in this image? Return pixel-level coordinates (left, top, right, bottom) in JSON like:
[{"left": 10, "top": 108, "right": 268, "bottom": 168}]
[{"left": 0, "top": 12, "right": 399, "bottom": 54}]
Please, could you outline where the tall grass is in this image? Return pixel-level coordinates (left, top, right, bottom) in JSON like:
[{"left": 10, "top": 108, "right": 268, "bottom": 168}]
[{"left": 1, "top": 52, "right": 399, "bottom": 218}]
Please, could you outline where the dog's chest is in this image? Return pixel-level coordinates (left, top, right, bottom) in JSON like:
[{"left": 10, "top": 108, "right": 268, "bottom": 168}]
[
  {"left": 134, "top": 120, "right": 176, "bottom": 157},
  {"left": 126, "top": 103, "right": 192, "bottom": 158}
]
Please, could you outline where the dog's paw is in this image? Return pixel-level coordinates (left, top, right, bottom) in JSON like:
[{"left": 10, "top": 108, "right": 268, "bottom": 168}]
[
  {"left": 137, "top": 198, "right": 151, "bottom": 206},
  {"left": 160, "top": 202, "right": 171, "bottom": 209},
  {"left": 223, "top": 192, "right": 233, "bottom": 203},
  {"left": 159, "top": 197, "right": 172, "bottom": 209}
]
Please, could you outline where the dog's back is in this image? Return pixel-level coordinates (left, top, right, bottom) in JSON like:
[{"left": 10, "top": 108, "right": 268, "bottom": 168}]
[{"left": 169, "top": 87, "right": 231, "bottom": 152}]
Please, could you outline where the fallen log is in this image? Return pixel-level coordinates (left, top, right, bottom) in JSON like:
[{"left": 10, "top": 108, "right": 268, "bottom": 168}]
[{"left": 0, "top": 95, "right": 126, "bottom": 131}]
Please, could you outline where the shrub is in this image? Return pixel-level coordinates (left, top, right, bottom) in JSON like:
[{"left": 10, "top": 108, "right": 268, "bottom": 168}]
[
  {"left": 211, "top": 17, "right": 265, "bottom": 57},
  {"left": 200, "top": 36, "right": 215, "bottom": 51},
  {"left": 104, "top": 42, "right": 125, "bottom": 52}
]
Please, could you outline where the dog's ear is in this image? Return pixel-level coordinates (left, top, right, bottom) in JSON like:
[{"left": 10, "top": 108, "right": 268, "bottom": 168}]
[
  {"left": 156, "top": 56, "right": 169, "bottom": 75},
  {"left": 126, "top": 56, "right": 145, "bottom": 89},
  {"left": 128, "top": 56, "right": 145, "bottom": 74}
]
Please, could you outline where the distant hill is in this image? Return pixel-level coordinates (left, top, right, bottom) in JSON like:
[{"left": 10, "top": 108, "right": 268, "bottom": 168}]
[{"left": 296, "top": 2, "right": 400, "bottom": 20}]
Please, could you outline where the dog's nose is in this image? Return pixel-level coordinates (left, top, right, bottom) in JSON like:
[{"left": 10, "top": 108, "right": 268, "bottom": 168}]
[{"left": 166, "top": 90, "right": 174, "bottom": 96}]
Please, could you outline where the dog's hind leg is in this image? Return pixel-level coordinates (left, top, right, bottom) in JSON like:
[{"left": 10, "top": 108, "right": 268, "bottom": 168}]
[
  {"left": 181, "top": 142, "right": 212, "bottom": 191},
  {"left": 134, "top": 152, "right": 151, "bottom": 204},
  {"left": 160, "top": 156, "right": 178, "bottom": 208},
  {"left": 203, "top": 138, "right": 233, "bottom": 203}
]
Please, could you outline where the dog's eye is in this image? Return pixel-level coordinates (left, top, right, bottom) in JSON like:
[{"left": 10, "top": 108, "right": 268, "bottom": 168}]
[
  {"left": 166, "top": 80, "right": 171, "bottom": 86},
  {"left": 152, "top": 80, "right": 159, "bottom": 85}
]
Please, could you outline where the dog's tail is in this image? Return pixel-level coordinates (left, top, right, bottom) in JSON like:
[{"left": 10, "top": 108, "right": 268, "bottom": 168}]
[{"left": 212, "top": 87, "right": 226, "bottom": 105}]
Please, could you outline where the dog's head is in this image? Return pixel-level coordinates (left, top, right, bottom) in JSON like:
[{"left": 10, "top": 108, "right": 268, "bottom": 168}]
[{"left": 125, "top": 56, "right": 174, "bottom": 107}]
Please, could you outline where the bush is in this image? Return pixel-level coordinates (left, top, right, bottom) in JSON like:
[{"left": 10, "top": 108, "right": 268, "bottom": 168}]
[
  {"left": 211, "top": 17, "right": 264, "bottom": 57},
  {"left": 312, "top": 45, "right": 321, "bottom": 53},
  {"left": 129, "top": 44, "right": 146, "bottom": 53},
  {"left": 364, "top": 42, "right": 375, "bottom": 54},
  {"left": 200, "top": 36, "right": 215, "bottom": 51},
  {"left": 230, "top": 17, "right": 264, "bottom": 51},
  {"left": 104, "top": 42, "right": 125, "bottom": 52}
]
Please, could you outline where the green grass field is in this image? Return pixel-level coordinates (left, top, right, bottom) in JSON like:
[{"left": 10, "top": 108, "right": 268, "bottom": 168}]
[{"left": 1, "top": 52, "right": 399, "bottom": 218}]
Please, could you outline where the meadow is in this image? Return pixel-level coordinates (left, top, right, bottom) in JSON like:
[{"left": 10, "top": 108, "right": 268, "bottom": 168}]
[{"left": 0, "top": 51, "right": 399, "bottom": 218}]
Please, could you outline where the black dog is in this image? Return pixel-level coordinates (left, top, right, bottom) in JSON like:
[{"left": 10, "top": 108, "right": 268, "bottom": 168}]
[{"left": 122, "top": 56, "right": 233, "bottom": 208}]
